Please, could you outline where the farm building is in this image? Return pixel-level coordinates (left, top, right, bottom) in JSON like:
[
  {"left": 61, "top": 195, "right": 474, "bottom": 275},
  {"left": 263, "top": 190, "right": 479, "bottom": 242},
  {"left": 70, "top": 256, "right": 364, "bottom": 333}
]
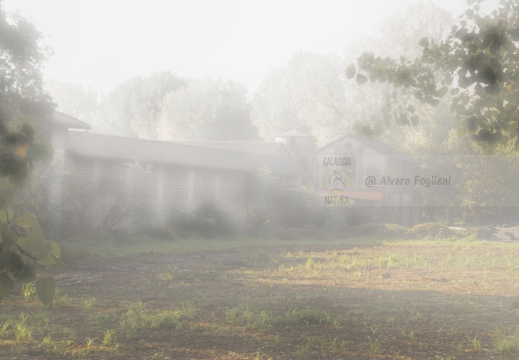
[{"left": 47, "top": 111, "right": 418, "bottom": 229}]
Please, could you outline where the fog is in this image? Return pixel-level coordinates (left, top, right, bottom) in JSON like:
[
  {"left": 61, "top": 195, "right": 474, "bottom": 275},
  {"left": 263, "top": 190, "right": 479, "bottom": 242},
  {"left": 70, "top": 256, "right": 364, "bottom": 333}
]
[
  {"left": 1, "top": 0, "right": 518, "bottom": 358},
  {"left": 5, "top": 0, "right": 485, "bottom": 93}
]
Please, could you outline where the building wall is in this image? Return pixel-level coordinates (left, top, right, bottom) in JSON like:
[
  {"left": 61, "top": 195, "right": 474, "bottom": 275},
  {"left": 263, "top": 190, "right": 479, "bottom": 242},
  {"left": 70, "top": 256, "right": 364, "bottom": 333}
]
[
  {"left": 64, "top": 157, "right": 247, "bottom": 228},
  {"left": 308, "top": 137, "right": 418, "bottom": 226}
]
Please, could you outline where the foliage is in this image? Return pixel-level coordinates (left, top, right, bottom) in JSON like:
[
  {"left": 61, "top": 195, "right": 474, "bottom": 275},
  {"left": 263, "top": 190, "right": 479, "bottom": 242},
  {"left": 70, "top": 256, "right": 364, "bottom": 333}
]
[
  {"left": 45, "top": 81, "right": 98, "bottom": 121},
  {"left": 88, "top": 71, "right": 187, "bottom": 138},
  {"left": 348, "top": 0, "right": 519, "bottom": 152},
  {"left": 168, "top": 202, "right": 237, "bottom": 238},
  {"left": 251, "top": 52, "right": 347, "bottom": 145},
  {"left": 273, "top": 225, "right": 331, "bottom": 241},
  {"left": 138, "top": 224, "right": 174, "bottom": 241},
  {"left": 0, "top": 120, "right": 64, "bottom": 304},
  {"left": 0, "top": 3, "right": 61, "bottom": 305},
  {"left": 157, "top": 78, "right": 259, "bottom": 141},
  {"left": 407, "top": 222, "right": 463, "bottom": 239},
  {"left": 348, "top": 223, "right": 410, "bottom": 238},
  {"left": 0, "top": 1, "right": 52, "bottom": 126}
]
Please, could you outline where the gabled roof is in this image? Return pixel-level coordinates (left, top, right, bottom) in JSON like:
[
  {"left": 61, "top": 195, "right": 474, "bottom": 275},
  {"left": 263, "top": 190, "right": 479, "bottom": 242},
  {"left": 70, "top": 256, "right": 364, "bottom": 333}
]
[
  {"left": 52, "top": 111, "right": 91, "bottom": 129},
  {"left": 67, "top": 132, "right": 306, "bottom": 177},
  {"left": 314, "top": 133, "right": 415, "bottom": 161}
]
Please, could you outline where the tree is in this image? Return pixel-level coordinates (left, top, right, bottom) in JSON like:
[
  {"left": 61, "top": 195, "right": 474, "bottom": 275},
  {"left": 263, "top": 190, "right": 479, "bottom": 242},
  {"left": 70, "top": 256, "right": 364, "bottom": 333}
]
[
  {"left": 0, "top": 1, "right": 62, "bottom": 304},
  {"left": 157, "top": 78, "right": 259, "bottom": 141},
  {"left": 251, "top": 3, "right": 453, "bottom": 147},
  {"left": 347, "top": 0, "right": 519, "bottom": 153},
  {"left": 46, "top": 80, "right": 99, "bottom": 121},
  {"left": 251, "top": 52, "right": 348, "bottom": 146},
  {"left": 91, "top": 71, "right": 187, "bottom": 138},
  {"left": 0, "top": 0, "right": 52, "bottom": 126}
]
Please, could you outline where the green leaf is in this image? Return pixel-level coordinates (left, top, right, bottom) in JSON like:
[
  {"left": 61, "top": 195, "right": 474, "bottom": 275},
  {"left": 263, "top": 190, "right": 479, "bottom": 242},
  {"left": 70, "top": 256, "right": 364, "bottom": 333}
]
[
  {"left": 36, "top": 253, "right": 56, "bottom": 266},
  {"left": 0, "top": 208, "right": 14, "bottom": 223},
  {"left": 26, "top": 224, "right": 52, "bottom": 259},
  {"left": 35, "top": 277, "right": 55, "bottom": 306},
  {"left": 0, "top": 183, "right": 17, "bottom": 212},
  {"left": 345, "top": 63, "right": 356, "bottom": 80},
  {"left": 0, "top": 152, "right": 28, "bottom": 187},
  {"left": 2, "top": 132, "right": 30, "bottom": 148},
  {"left": 0, "top": 273, "right": 14, "bottom": 301},
  {"left": 51, "top": 253, "right": 68, "bottom": 272},
  {"left": 18, "top": 123, "right": 35, "bottom": 141},
  {"left": 356, "top": 74, "right": 368, "bottom": 85},
  {"left": 37, "top": 242, "right": 66, "bottom": 271},
  {"left": 0, "top": 223, "right": 17, "bottom": 248},
  {"left": 16, "top": 212, "right": 39, "bottom": 228},
  {"left": 419, "top": 37, "right": 429, "bottom": 48},
  {"left": 11, "top": 263, "right": 36, "bottom": 283},
  {"left": 0, "top": 250, "right": 34, "bottom": 283}
]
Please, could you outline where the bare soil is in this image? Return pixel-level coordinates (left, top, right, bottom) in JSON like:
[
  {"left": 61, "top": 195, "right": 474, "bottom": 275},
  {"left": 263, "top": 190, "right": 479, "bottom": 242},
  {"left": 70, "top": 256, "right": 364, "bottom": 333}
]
[{"left": 3, "top": 239, "right": 519, "bottom": 359}]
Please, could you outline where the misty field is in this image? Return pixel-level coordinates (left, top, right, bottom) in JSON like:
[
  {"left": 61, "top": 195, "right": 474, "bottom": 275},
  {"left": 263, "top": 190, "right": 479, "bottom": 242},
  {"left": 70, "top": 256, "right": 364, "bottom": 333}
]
[{"left": 3, "top": 236, "right": 519, "bottom": 359}]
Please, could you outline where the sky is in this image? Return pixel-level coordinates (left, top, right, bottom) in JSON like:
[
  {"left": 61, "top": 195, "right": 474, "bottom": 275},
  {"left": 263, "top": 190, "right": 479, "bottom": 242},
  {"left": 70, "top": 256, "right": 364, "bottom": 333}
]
[{"left": 2, "top": 0, "right": 494, "bottom": 94}]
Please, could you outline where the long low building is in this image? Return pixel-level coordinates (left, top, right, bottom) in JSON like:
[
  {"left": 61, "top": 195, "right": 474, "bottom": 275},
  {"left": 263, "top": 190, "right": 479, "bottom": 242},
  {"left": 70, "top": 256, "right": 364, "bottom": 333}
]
[{"left": 45, "top": 111, "right": 419, "bottom": 230}]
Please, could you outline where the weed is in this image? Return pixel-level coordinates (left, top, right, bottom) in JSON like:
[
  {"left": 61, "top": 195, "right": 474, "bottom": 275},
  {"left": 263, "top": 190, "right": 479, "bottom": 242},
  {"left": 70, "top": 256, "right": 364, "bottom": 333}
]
[
  {"left": 305, "top": 257, "right": 315, "bottom": 270},
  {"left": 328, "top": 337, "right": 348, "bottom": 354},
  {"left": 55, "top": 292, "right": 73, "bottom": 307},
  {"left": 22, "top": 283, "right": 36, "bottom": 302},
  {"left": 0, "top": 320, "right": 11, "bottom": 338},
  {"left": 149, "top": 306, "right": 196, "bottom": 330},
  {"left": 497, "top": 335, "right": 519, "bottom": 354},
  {"left": 225, "top": 306, "right": 242, "bottom": 326},
  {"left": 85, "top": 337, "right": 96, "bottom": 354},
  {"left": 14, "top": 314, "right": 32, "bottom": 344},
  {"left": 102, "top": 329, "right": 116, "bottom": 346},
  {"left": 402, "top": 330, "right": 415, "bottom": 341},
  {"left": 39, "top": 336, "right": 57, "bottom": 354},
  {"left": 83, "top": 297, "right": 96, "bottom": 312},
  {"left": 294, "top": 336, "right": 313, "bottom": 358},
  {"left": 281, "top": 308, "right": 331, "bottom": 326},
  {"left": 120, "top": 300, "right": 146, "bottom": 338},
  {"left": 156, "top": 272, "right": 174, "bottom": 282},
  {"left": 370, "top": 324, "right": 380, "bottom": 334},
  {"left": 472, "top": 335, "right": 482, "bottom": 351},
  {"left": 367, "top": 336, "right": 380, "bottom": 355}
]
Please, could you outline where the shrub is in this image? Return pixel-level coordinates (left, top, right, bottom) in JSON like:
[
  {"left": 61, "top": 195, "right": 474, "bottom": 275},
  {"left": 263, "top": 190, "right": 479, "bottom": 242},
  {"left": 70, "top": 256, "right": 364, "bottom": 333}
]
[
  {"left": 407, "top": 222, "right": 462, "bottom": 239},
  {"left": 383, "top": 223, "right": 411, "bottom": 238},
  {"left": 138, "top": 224, "right": 175, "bottom": 241},
  {"left": 348, "top": 223, "right": 384, "bottom": 237},
  {"left": 348, "top": 223, "right": 410, "bottom": 238},
  {"left": 168, "top": 202, "right": 238, "bottom": 238},
  {"left": 272, "top": 225, "right": 332, "bottom": 240}
]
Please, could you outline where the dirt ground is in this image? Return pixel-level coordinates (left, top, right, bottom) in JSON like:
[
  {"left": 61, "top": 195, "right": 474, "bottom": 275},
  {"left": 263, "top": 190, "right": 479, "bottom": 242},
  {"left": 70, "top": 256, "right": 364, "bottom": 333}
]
[{"left": 3, "top": 239, "right": 519, "bottom": 359}]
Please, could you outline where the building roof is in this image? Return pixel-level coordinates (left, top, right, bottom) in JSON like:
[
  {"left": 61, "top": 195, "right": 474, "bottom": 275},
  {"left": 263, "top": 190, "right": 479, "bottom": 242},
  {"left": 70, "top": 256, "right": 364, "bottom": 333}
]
[
  {"left": 314, "top": 133, "right": 415, "bottom": 161},
  {"left": 176, "top": 140, "right": 288, "bottom": 156},
  {"left": 52, "top": 111, "right": 91, "bottom": 130},
  {"left": 67, "top": 132, "right": 306, "bottom": 177}
]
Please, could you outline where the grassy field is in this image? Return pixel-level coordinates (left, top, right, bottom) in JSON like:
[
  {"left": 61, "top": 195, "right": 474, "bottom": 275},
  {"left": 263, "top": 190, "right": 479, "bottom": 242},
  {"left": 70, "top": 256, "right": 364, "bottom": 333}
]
[{"left": 2, "top": 234, "right": 519, "bottom": 359}]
